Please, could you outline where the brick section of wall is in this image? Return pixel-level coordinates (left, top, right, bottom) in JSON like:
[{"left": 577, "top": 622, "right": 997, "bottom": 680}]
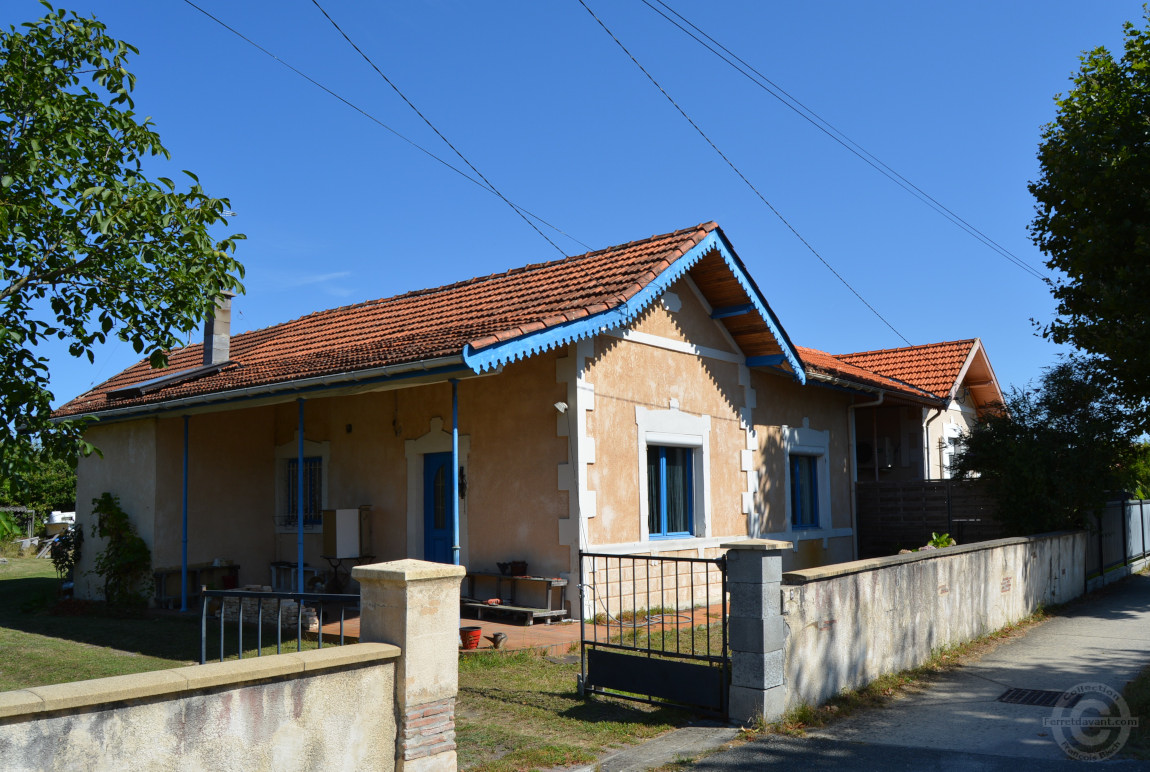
[{"left": 402, "top": 697, "right": 456, "bottom": 761}]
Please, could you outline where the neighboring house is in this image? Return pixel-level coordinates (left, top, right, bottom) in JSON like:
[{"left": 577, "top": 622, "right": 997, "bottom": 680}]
[
  {"left": 55, "top": 222, "right": 1001, "bottom": 611},
  {"left": 816, "top": 340, "right": 1004, "bottom": 481}
]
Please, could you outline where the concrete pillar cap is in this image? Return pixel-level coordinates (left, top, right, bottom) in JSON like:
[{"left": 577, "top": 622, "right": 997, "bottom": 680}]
[
  {"left": 721, "top": 539, "right": 793, "bottom": 551},
  {"left": 352, "top": 559, "right": 466, "bottom": 583}
]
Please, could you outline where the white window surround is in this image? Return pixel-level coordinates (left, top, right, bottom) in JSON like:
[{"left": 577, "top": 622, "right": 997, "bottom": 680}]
[
  {"left": 274, "top": 434, "right": 329, "bottom": 534},
  {"left": 405, "top": 417, "right": 471, "bottom": 563},
  {"left": 775, "top": 420, "right": 834, "bottom": 548},
  {"left": 636, "top": 406, "right": 711, "bottom": 541},
  {"left": 941, "top": 419, "right": 963, "bottom": 479}
]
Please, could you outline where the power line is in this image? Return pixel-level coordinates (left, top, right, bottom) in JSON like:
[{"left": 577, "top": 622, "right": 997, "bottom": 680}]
[
  {"left": 179, "top": 0, "right": 589, "bottom": 253},
  {"left": 308, "top": 0, "right": 568, "bottom": 257},
  {"left": 576, "top": 0, "right": 912, "bottom": 346},
  {"left": 643, "top": 0, "right": 1047, "bottom": 282}
]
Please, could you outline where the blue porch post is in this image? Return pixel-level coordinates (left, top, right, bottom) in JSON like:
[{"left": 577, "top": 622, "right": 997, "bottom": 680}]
[
  {"left": 451, "top": 379, "right": 460, "bottom": 566},
  {"left": 297, "top": 397, "right": 306, "bottom": 593},
  {"left": 181, "top": 415, "right": 189, "bottom": 611}
]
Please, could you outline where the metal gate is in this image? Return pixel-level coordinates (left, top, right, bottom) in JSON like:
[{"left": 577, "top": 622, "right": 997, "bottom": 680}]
[{"left": 578, "top": 551, "right": 728, "bottom": 717}]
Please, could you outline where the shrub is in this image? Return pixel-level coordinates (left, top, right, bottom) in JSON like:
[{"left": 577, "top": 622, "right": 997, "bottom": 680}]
[
  {"left": 91, "top": 493, "right": 151, "bottom": 606},
  {"left": 49, "top": 524, "right": 83, "bottom": 580}
]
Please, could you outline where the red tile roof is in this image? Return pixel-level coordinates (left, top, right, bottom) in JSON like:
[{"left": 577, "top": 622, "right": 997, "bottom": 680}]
[
  {"left": 55, "top": 223, "right": 720, "bottom": 418},
  {"left": 836, "top": 340, "right": 977, "bottom": 399},
  {"left": 796, "top": 347, "right": 938, "bottom": 402}
]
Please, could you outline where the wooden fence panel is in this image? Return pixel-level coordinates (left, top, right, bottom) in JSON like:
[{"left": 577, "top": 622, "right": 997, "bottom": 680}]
[{"left": 856, "top": 480, "right": 1003, "bottom": 558}]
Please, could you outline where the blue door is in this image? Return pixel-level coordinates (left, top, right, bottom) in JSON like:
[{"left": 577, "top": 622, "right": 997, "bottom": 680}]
[{"left": 423, "top": 452, "right": 454, "bottom": 564}]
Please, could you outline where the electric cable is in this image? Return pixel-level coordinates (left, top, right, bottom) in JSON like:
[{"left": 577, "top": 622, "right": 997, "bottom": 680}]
[
  {"left": 179, "top": 0, "right": 590, "bottom": 252},
  {"left": 308, "top": 0, "right": 569, "bottom": 257},
  {"left": 643, "top": 0, "right": 1046, "bottom": 282},
  {"left": 577, "top": 0, "right": 912, "bottom": 345}
]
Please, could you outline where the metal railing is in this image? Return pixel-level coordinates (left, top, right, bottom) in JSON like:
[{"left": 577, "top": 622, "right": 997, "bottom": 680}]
[{"left": 199, "top": 586, "right": 359, "bottom": 664}]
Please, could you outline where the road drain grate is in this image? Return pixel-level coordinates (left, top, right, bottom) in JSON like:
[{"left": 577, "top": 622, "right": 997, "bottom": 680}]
[{"left": 997, "top": 688, "right": 1082, "bottom": 708}]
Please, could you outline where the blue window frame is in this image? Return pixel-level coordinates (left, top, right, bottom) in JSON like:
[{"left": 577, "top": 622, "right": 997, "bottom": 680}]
[
  {"left": 285, "top": 456, "right": 323, "bottom": 528},
  {"left": 790, "top": 454, "right": 818, "bottom": 529},
  {"left": 647, "top": 445, "right": 693, "bottom": 538}
]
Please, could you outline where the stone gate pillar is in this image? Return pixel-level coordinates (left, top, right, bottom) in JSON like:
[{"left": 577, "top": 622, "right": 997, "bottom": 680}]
[
  {"left": 354, "top": 559, "right": 466, "bottom": 772},
  {"left": 722, "top": 539, "right": 790, "bottom": 725}
]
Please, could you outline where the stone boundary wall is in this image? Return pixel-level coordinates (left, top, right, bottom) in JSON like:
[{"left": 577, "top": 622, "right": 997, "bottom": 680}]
[
  {"left": 780, "top": 531, "right": 1086, "bottom": 709},
  {"left": 0, "top": 643, "right": 400, "bottom": 771}
]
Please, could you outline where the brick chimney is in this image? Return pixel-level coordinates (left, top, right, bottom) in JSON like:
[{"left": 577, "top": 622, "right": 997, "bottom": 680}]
[{"left": 203, "top": 292, "right": 234, "bottom": 366}]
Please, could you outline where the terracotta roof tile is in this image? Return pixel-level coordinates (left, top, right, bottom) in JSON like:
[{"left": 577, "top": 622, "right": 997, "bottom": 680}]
[
  {"left": 835, "top": 340, "right": 976, "bottom": 399},
  {"left": 55, "top": 222, "right": 720, "bottom": 418},
  {"left": 796, "top": 346, "right": 938, "bottom": 402}
]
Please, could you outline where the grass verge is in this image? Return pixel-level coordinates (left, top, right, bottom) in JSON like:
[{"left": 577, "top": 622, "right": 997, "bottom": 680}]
[{"left": 457, "top": 648, "right": 689, "bottom": 771}]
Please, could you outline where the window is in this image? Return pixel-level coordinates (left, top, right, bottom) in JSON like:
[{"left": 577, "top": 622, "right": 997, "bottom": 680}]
[
  {"left": 790, "top": 454, "right": 819, "bottom": 528},
  {"left": 283, "top": 456, "right": 323, "bottom": 529},
  {"left": 635, "top": 405, "right": 710, "bottom": 542},
  {"left": 647, "top": 445, "right": 693, "bottom": 538},
  {"left": 780, "top": 422, "right": 830, "bottom": 535}
]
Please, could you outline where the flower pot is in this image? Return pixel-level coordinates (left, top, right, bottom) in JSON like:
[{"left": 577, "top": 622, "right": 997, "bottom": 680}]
[{"left": 460, "top": 626, "right": 482, "bottom": 650}]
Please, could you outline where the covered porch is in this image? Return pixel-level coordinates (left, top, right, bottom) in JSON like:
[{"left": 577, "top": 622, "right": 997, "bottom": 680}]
[{"left": 74, "top": 349, "right": 576, "bottom": 614}]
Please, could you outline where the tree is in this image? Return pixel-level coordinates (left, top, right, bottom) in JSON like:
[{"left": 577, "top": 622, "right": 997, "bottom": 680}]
[
  {"left": 951, "top": 359, "right": 1136, "bottom": 535},
  {"left": 1030, "top": 11, "right": 1150, "bottom": 430},
  {"left": 0, "top": 443, "right": 76, "bottom": 534},
  {"left": 0, "top": 3, "right": 244, "bottom": 477}
]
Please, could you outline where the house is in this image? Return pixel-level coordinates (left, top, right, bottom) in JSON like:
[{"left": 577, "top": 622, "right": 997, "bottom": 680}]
[
  {"left": 55, "top": 222, "right": 1001, "bottom": 612},
  {"left": 799, "top": 339, "right": 1004, "bottom": 482}
]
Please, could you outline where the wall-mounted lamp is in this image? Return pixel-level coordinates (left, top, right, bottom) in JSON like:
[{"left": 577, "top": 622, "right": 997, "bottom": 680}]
[{"left": 554, "top": 401, "right": 568, "bottom": 414}]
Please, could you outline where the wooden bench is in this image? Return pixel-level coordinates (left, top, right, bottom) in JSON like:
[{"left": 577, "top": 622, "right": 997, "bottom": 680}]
[
  {"left": 461, "top": 572, "right": 568, "bottom": 626},
  {"left": 153, "top": 562, "right": 239, "bottom": 609}
]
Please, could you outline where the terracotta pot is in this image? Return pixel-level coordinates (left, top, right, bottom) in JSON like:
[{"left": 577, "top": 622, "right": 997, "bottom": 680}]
[{"left": 460, "top": 626, "right": 482, "bottom": 650}]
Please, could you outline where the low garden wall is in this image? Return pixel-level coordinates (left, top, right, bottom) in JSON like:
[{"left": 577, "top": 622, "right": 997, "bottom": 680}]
[
  {"left": 0, "top": 645, "right": 400, "bottom": 771},
  {"left": 779, "top": 531, "right": 1086, "bottom": 708},
  {"left": 0, "top": 558, "right": 465, "bottom": 771}
]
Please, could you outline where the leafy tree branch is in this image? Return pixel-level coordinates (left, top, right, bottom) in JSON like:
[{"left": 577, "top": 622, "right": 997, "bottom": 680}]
[{"left": 0, "top": 3, "right": 245, "bottom": 478}]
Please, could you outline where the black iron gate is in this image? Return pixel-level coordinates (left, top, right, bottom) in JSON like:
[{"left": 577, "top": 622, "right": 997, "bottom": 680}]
[{"left": 578, "top": 551, "right": 728, "bottom": 717}]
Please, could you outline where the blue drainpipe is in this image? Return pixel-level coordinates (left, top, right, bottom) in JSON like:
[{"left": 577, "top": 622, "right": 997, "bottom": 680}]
[
  {"left": 181, "top": 414, "right": 189, "bottom": 612},
  {"left": 451, "top": 379, "right": 460, "bottom": 566},
  {"left": 297, "top": 398, "right": 306, "bottom": 593}
]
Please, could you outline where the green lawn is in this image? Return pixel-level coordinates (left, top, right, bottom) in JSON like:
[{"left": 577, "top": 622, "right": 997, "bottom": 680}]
[
  {"left": 0, "top": 557, "right": 329, "bottom": 691},
  {"left": 0, "top": 557, "right": 193, "bottom": 691},
  {"left": 1, "top": 557, "right": 686, "bottom": 771},
  {"left": 457, "top": 649, "right": 688, "bottom": 771}
]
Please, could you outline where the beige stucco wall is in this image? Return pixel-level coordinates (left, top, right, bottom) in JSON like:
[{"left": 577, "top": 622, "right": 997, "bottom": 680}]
[
  {"left": 155, "top": 407, "right": 276, "bottom": 587},
  {"left": 583, "top": 286, "right": 749, "bottom": 550},
  {"left": 0, "top": 644, "right": 400, "bottom": 772},
  {"left": 461, "top": 353, "right": 570, "bottom": 578},
  {"left": 751, "top": 372, "right": 855, "bottom": 572},
  {"left": 74, "top": 420, "right": 159, "bottom": 600},
  {"left": 780, "top": 531, "right": 1086, "bottom": 708}
]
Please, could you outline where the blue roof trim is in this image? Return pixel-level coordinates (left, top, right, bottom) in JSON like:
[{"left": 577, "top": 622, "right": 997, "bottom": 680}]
[
  {"left": 462, "top": 230, "right": 807, "bottom": 384},
  {"left": 710, "top": 229, "right": 806, "bottom": 384}
]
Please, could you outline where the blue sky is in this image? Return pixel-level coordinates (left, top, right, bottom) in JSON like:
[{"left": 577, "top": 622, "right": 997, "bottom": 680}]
[{"left": 11, "top": 1, "right": 1146, "bottom": 405}]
